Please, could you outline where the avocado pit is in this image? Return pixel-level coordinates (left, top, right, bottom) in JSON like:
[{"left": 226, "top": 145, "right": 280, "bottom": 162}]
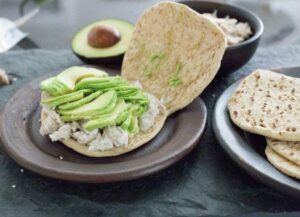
[{"left": 87, "top": 25, "right": 121, "bottom": 48}]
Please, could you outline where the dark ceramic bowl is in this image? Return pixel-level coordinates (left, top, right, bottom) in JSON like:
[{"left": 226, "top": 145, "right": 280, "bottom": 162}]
[{"left": 178, "top": 0, "right": 264, "bottom": 73}]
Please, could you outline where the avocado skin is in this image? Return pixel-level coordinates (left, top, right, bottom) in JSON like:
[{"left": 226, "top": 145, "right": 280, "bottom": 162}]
[{"left": 73, "top": 51, "right": 124, "bottom": 65}]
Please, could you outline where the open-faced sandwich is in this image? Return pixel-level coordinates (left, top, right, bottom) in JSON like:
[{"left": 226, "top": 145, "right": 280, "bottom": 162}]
[{"left": 39, "top": 1, "right": 227, "bottom": 157}]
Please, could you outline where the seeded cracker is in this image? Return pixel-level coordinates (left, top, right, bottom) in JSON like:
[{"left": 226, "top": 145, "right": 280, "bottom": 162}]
[
  {"left": 228, "top": 70, "right": 300, "bottom": 141},
  {"left": 267, "top": 138, "right": 300, "bottom": 167},
  {"left": 265, "top": 146, "right": 300, "bottom": 179}
]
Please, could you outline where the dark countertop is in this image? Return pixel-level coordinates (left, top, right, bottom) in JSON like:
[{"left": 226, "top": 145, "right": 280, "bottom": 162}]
[{"left": 0, "top": 46, "right": 300, "bottom": 217}]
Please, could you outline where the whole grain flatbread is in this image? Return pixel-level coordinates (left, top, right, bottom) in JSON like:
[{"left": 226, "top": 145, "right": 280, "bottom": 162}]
[
  {"left": 228, "top": 70, "right": 300, "bottom": 141},
  {"left": 122, "top": 1, "right": 226, "bottom": 114},
  {"left": 267, "top": 138, "right": 300, "bottom": 167},
  {"left": 41, "top": 99, "right": 168, "bottom": 157},
  {"left": 265, "top": 145, "right": 300, "bottom": 180}
]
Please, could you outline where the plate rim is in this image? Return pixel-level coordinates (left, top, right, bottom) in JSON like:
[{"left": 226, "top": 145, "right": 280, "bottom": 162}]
[
  {"left": 0, "top": 72, "right": 207, "bottom": 183},
  {"left": 212, "top": 66, "right": 300, "bottom": 198}
]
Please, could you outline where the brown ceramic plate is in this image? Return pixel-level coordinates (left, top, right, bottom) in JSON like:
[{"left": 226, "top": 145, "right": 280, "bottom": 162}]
[
  {"left": 0, "top": 67, "right": 207, "bottom": 183},
  {"left": 212, "top": 67, "right": 300, "bottom": 199}
]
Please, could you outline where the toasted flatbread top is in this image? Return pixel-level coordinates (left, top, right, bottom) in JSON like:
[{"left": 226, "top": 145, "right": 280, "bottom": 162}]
[
  {"left": 122, "top": 1, "right": 226, "bottom": 114},
  {"left": 267, "top": 138, "right": 300, "bottom": 167},
  {"left": 228, "top": 70, "right": 300, "bottom": 141},
  {"left": 265, "top": 145, "right": 300, "bottom": 180}
]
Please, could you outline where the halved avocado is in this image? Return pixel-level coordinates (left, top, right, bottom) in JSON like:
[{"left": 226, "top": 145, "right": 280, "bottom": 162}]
[{"left": 72, "top": 19, "right": 134, "bottom": 64}]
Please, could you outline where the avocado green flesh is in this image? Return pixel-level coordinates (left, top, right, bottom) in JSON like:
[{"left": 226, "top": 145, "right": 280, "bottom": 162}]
[
  {"left": 75, "top": 76, "right": 148, "bottom": 106},
  {"left": 40, "top": 77, "right": 71, "bottom": 97},
  {"left": 116, "top": 109, "right": 130, "bottom": 125},
  {"left": 129, "top": 116, "right": 139, "bottom": 134},
  {"left": 75, "top": 77, "right": 126, "bottom": 90},
  {"left": 58, "top": 90, "right": 102, "bottom": 110},
  {"left": 72, "top": 19, "right": 134, "bottom": 59},
  {"left": 59, "top": 90, "right": 117, "bottom": 116},
  {"left": 76, "top": 80, "right": 127, "bottom": 91},
  {"left": 100, "top": 84, "right": 137, "bottom": 92},
  {"left": 43, "top": 89, "right": 92, "bottom": 103},
  {"left": 120, "top": 113, "right": 132, "bottom": 131},
  {"left": 121, "top": 92, "right": 148, "bottom": 103},
  {"left": 48, "top": 92, "right": 83, "bottom": 108},
  {"left": 118, "top": 89, "right": 138, "bottom": 97},
  {"left": 43, "top": 90, "right": 95, "bottom": 108},
  {"left": 84, "top": 100, "right": 129, "bottom": 131},
  {"left": 60, "top": 92, "right": 119, "bottom": 122},
  {"left": 129, "top": 104, "right": 147, "bottom": 117},
  {"left": 57, "top": 66, "right": 107, "bottom": 90},
  {"left": 41, "top": 67, "right": 107, "bottom": 97},
  {"left": 120, "top": 112, "right": 139, "bottom": 133},
  {"left": 40, "top": 67, "right": 151, "bottom": 134}
]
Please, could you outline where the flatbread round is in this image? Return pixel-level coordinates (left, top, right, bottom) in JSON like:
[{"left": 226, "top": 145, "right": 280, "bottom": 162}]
[
  {"left": 41, "top": 102, "right": 168, "bottom": 157},
  {"left": 122, "top": 1, "right": 226, "bottom": 114},
  {"left": 265, "top": 145, "right": 300, "bottom": 180},
  {"left": 267, "top": 138, "right": 300, "bottom": 167},
  {"left": 228, "top": 70, "right": 300, "bottom": 141}
]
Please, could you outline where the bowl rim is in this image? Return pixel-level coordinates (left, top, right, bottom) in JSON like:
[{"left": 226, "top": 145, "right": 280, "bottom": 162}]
[{"left": 177, "top": 0, "right": 264, "bottom": 50}]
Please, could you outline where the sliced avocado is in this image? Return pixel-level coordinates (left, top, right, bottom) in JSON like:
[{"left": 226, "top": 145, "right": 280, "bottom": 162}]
[
  {"left": 43, "top": 89, "right": 93, "bottom": 108},
  {"left": 128, "top": 116, "right": 139, "bottom": 134},
  {"left": 138, "top": 104, "right": 148, "bottom": 116},
  {"left": 58, "top": 90, "right": 102, "bottom": 110},
  {"left": 116, "top": 109, "right": 130, "bottom": 125},
  {"left": 120, "top": 112, "right": 132, "bottom": 132},
  {"left": 61, "top": 114, "right": 93, "bottom": 122},
  {"left": 110, "top": 86, "right": 139, "bottom": 93},
  {"left": 40, "top": 67, "right": 107, "bottom": 96},
  {"left": 60, "top": 97, "right": 118, "bottom": 122},
  {"left": 119, "top": 105, "right": 140, "bottom": 133},
  {"left": 57, "top": 66, "right": 107, "bottom": 91},
  {"left": 118, "top": 89, "right": 139, "bottom": 97},
  {"left": 120, "top": 91, "right": 145, "bottom": 100},
  {"left": 59, "top": 90, "right": 117, "bottom": 116},
  {"left": 72, "top": 19, "right": 134, "bottom": 64},
  {"left": 84, "top": 100, "right": 129, "bottom": 131},
  {"left": 129, "top": 104, "right": 147, "bottom": 117},
  {"left": 40, "top": 77, "right": 70, "bottom": 97},
  {"left": 75, "top": 76, "right": 126, "bottom": 91}
]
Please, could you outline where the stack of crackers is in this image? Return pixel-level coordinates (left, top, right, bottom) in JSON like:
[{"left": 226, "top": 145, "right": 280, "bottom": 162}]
[{"left": 228, "top": 69, "right": 300, "bottom": 179}]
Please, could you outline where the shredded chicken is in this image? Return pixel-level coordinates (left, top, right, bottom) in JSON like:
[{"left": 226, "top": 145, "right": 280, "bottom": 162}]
[
  {"left": 139, "top": 94, "right": 160, "bottom": 132},
  {"left": 103, "top": 126, "right": 128, "bottom": 147},
  {"left": 49, "top": 125, "right": 71, "bottom": 141},
  {"left": 88, "top": 134, "right": 114, "bottom": 151},
  {"left": 39, "top": 106, "right": 63, "bottom": 136},
  {"left": 203, "top": 10, "right": 252, "bottom": 45},
  {"left": 72, "top": 129, "right": 98, "bottom": 144}
]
